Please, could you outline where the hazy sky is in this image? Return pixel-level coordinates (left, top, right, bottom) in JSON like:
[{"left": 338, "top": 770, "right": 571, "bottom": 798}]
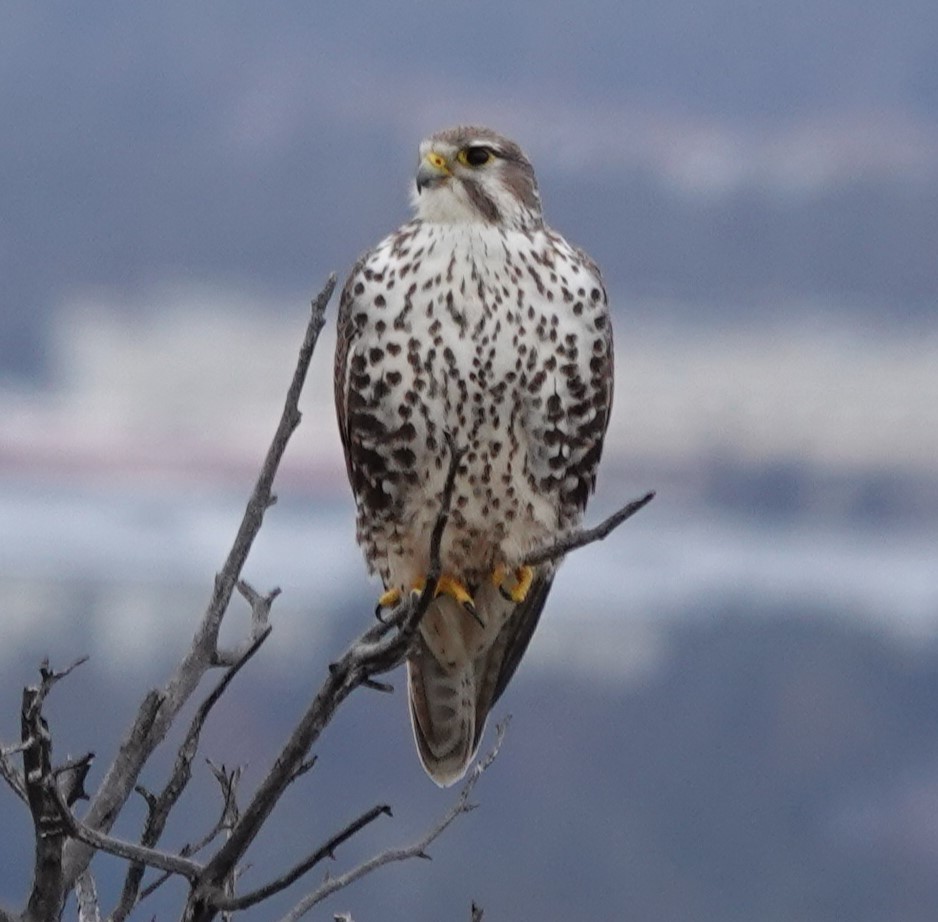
[{"left": 3, "top": 1, "right": 937, "bottom": 377}]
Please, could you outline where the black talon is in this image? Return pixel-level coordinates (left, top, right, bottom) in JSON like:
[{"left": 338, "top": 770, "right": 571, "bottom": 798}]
[
  {"left": 498, "top": 585, "right": 514, "bottom": 603},
  {"left": 374, "top": 602, "right": 387, "bottom": 623},
  {"left": 463, "top": 600, "right": 485, "bottom": 628}
]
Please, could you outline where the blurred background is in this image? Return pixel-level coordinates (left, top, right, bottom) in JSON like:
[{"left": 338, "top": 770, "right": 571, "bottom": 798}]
[{"left": 2, "top": 2, "right": 938, "bottom": 919}]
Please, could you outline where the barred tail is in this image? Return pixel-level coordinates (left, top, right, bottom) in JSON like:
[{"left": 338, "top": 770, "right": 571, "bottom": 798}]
[{"left": 407, "top": 571, "right": 555, "bottom": 786}]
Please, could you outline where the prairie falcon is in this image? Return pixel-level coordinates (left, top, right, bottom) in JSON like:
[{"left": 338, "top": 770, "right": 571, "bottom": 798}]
[{"left": 335, "top": 126, "right": 614, "bottom": 785}]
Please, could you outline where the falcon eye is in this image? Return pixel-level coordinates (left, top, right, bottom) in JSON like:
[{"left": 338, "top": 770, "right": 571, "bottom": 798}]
[{"left": 458, "top": 146, "right": 494, "bottom": 167}]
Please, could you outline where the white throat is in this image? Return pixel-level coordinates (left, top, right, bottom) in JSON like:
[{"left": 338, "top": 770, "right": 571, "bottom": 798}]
[
  {"left": 410, "top": 181, "right": 485, "bottom": 225},
  {"left": 410, "top": 180, "right": 539, "bottom": 232}
]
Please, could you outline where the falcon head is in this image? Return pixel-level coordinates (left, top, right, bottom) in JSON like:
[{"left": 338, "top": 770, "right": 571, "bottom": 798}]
[{"left": 411, "top": 126, "right": 543, "bottom": 231}]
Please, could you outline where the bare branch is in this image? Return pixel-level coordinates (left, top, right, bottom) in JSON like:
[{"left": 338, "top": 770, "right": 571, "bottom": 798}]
[
  {"left": 62, "top": 276, "right": 335, "bottom": 887},
  {"left": 187, "top": 436, "right": 465, "bottom": 919},
  {"left": 135, "top": 805, "right": 232, "bottom": 907},
  {"left": 179, "top": 436, "right": 464, "bottom": 921},
  {"left": 522, "top": 490, "right": 656, "bottom": 567},
  {"left": 214, "top": 582, "right": 280, "bottom": 666},
  {"left": 2, "top": 737, "right": 37, "bottom": 757},
  {"left": 205, "top": 760, "right": 243, "bottom": 834},
  {"left": 75, "top": 869, "right": 102, "bottom": 922},
  {"left": 39, "top": 654, "right": 90, "bottom": 690},
  {"left": 55, "top": 752, "right": 94, "bottom": 806},
  {"left": 61, "top": 688, "right": 163, "bottom": 883},
  {"left": 278, "top": 720, "right": 510, "bottom": 922},
  {"left": 206, "top": 761, "right": 243, "bottom": 919},
  {"left": 50, "top": 780, "right": 202, "bottom": 880},
  {"left": 0, "top": 744, "right": 27, "bottom": 803},
  {"left": 21, "top": 659, "right": 89, "bottom": 922},
  {"left": 288, "top": 755, "right": 318, "bottom": 786},
  {"left": 215, "top": 804, "right": 392, "bottom": 912},
  {"left": 201, "top": 277, "right": 334, "bottom": 654},
  {"left": 112, "top": 629, "right": 269, "bottom": 922}
]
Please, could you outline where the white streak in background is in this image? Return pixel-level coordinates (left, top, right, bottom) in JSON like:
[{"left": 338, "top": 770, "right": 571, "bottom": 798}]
[
  {"left": 1, "top": 288, "right": 936, "bottom": 680},
  {"left": 1, "top": 287, "right": 934, "bottom": 480},
  {"left": 1, "top": 485, "right": 936, "bottom": 681},
  {"left": 612, "top": 311, "right": 938, "bottom": 472},
  {"left": 0, "top": 285, "right": 345, "bottom": 486},
  {"left": 552, "top": 511, "right": 938, "bottom": 638},
  {"left": 0, "top": 481, "right": 365, "bottom": 677}
]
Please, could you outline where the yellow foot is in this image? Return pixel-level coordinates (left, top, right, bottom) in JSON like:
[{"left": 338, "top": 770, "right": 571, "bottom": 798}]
[
  {"left": 435, "top": 574, "right": 474, "bottom": 610},
  {"left": 415, "top": 574, "right": 483, "bottom": 627},
  {"left": 375, "top": 586, "right": 402, "bottom": 620},
  {"left": 492, "top": 564, "right": 535, "bottom": 604},
  {"left": 377, "top": 575, "right": 483, "bottom": 626},
  {"left": 374, "top": 582, "right": 428, "bottom": 617}
]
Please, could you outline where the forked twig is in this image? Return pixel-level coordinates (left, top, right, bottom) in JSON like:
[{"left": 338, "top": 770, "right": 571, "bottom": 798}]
[
  {"left": 50, "top": 781, "right": 202, "bottom": 880},
  {"left": 1, "top": 267, "right": 655, "bottom": 922},
  {"left": 61, "top": 277, "right": 335, "bottom": 887},
  {"left": 112, "top": 628, "right": 270, "bottom": 921},
  {"left": 0, "top": 745, "right": 27, "bottom": 804},
  {"left": 185, "top": 436, "right": 466, "bottom": 921},
  {"left": 278, "top": 720, "right": 510, "bottom": 922},
  {"left": 214, "top": 804, "right": 392, "bottom": 912}
]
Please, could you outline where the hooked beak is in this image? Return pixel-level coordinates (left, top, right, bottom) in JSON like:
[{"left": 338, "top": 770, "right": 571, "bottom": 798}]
[{"left": 416, "top": 150, "right": 451, "bottom": 194}]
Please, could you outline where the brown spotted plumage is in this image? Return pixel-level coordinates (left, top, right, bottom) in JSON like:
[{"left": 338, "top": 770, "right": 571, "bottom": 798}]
[{"left": 335, "top": 126, "right": 613, "bottom": 785}]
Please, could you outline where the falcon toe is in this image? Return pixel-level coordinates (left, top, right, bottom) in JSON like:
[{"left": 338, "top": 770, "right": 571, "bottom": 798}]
[
  {"left": 375, "top": 586, "right": 402, "bottom": 619},
  {"left": 436, "top": 574, "right": 485, "bottom": 627},
  {"left": 492, "top": 564, "right": 535, "bottom": 604}
]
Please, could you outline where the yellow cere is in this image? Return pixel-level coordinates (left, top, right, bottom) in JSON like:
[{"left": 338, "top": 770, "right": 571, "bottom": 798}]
[{"left": 425, "top": 151, "right": 450, "bottom": 173}]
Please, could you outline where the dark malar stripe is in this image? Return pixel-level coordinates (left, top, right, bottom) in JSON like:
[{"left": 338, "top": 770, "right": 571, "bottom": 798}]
[{"left": 463, "top": 178, "right": 500, "bottom": 224}]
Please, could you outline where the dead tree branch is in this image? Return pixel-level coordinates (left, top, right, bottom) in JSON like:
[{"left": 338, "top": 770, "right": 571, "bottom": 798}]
[
  {"left": 60, "top": 276, "right": 334, "bottom": 887},
  {"left": 0, "top": 744, "right": 28, "bottom": 804},
  {"left": 183, "top": 436, "right": 466, "bottom": 921},
  {"left": 522, "top": 490, "right": 656, "bottom": 568},
  {"left": 21, "top": 658, "right": 91, "bottom": 922},
  {"left": 2, "top": 283, "right": 494, "bottom": 921},
  {"left": 111, "top": 627, "right": 271, "bottom": 921},
  {"left": 214, "top": 582, "right": 280, "bottom": 666},
  {"left": 74, "top": 870, "right": 102, "bottom": 922},
  {"left": 131, "top": 771, "right": 245, "bottom": 909},
  {"left": 51, "top": 780, "right": 202, "bottom": 879},
  {"left": 1, "top": 271, "right": 655, "bottom": 921},
  {"left": 278, "top": 720, "right": 510, "bottom": 922},
  {"left": 214, "top": 804, "right": 392, "bottom": 912}
]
